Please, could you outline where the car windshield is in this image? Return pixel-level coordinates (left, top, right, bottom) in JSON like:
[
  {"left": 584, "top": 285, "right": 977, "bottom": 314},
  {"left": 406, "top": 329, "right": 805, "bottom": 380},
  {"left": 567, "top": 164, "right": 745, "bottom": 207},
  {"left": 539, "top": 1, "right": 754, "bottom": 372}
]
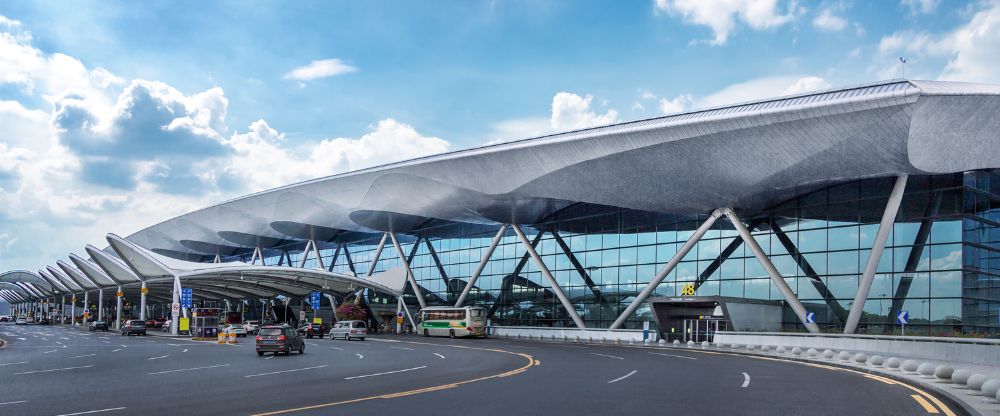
[{"left": 258, "top": 328, "right": 282, "bottom": 336}]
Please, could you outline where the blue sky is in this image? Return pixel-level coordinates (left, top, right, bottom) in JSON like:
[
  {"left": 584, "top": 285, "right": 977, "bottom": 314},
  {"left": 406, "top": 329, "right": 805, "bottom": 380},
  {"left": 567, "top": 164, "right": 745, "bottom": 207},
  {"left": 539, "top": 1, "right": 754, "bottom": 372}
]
[{"left": 0, "top": 0, "right": 999, "bottom": 278}]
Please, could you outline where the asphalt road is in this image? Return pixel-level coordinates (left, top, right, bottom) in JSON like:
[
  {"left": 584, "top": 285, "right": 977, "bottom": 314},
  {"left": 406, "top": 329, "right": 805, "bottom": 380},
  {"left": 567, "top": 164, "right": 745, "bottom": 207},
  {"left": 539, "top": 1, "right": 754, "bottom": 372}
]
[{"left": 0, "top": 323, "right": 960, "bottom": 416}]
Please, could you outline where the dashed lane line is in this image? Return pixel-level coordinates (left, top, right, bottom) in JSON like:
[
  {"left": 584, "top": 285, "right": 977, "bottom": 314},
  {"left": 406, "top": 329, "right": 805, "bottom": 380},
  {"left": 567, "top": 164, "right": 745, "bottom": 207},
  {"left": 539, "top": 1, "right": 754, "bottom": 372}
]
[
  {"left": 245, "top": 365, "right": 328, "bottom": 378},
  {"left": 329, "top": 347, "right": 343, "bottom": 351},
  {"left": 588, "top": 352, "right": 624, "bottom": 360},
  {"left": 42, "top": 349, "right": 58, "bottom": 354},
  {"left": 67, "top": 353, "right": 96, "bottom": 359},
  {"left": 389, "top": 346, "right": 414, "bottom": 351},
  {"left": 433, "top": 353, "right": 446, "bottom": 359},
  {"left": 0, "top": 400, "right": 28, "bottom": 405},
  {"left": 648, "top": 352, "right": 697, "bottom": 360},
  {"left": 343, "top": 366, "right": 426, "bottom": 380},
  {"left": 608, "top": 370, "right": 637, "bottom": 384},
  {"left": 0, "top": 361, "right": 28, "bottom": 366},
  {"left": 54, "top": 406, "right": 127, "bottom": 416},
  {"left": 111, "top": 349, "right": 122, "bottom": 353},
  {"left": 147, "top": 364, "right": 230, "bottom": 375},
  {"left": 147, "top": 355, "right": 169, "bottom": 360},
  {"left": 14, "top": 365, "right": 94, "bottom": 375}
]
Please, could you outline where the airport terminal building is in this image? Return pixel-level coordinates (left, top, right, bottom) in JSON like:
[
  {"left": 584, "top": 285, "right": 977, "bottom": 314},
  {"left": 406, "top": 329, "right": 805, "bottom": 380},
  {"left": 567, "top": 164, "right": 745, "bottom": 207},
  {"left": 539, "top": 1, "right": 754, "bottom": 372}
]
[{"left": 3, "top": 79, "right": 999, "bottom": 337}]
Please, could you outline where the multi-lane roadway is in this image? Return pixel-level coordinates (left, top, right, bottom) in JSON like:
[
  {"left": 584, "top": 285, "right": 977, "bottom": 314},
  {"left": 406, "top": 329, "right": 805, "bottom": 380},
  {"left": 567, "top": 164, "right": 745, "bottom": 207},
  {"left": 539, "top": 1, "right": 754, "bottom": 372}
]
[{"left": 0, "top": 323, "right": 962, "bottom": 415}]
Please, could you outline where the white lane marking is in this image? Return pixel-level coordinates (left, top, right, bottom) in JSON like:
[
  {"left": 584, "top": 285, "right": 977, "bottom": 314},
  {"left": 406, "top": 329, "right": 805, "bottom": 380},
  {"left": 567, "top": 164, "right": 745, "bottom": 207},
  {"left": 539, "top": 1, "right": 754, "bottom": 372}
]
[
  {"left": 111, "top": 349, "right": 122, "bottom": 353},
  {"left": 264, "top": 355, "right": 274, "bottom": 360},
  {"left": 182, "top": 349, "right": 188, "bottom": 353},
  {"left": 390, "top": 346, "right": 414, "bottom": 351},
  {"left": 344, "top": 366, "right": 427, "bottom": 380},
  {"left": 56, "top": 341, "right": 63, "bottom": 345},
  {"left": 589, "top": 352, "right": 624, "bottom": 360},
  {"left": 0, "top": 400, "right": 28, "bottom": 405},
  {"left": 14, "top": 365, "right": 94, "bottom": 375},
  {"left": 147, "top": 364, "right": 229, "bottom": 375},
  {"left": 17, "top": 337, "right": 26, "bottom": 341},
  {"left": 42, "top": 349, "right": 58, "bottom": 354},
  {"left": 0, "top": 361, "right": 29, "bottom": 366},
  {"left": 147, "top": 355, "right": 169, "bottom": 360},
  {"left": 53, "top": 406, "right": 127, "bottom": 416},
  {"left": 608, "top": 370, "right": 638, "bottom": 384},
  {"left": 329, "top": 346, "right": 343, "bottom": 351},
  {"left": 355, "top": 353, "right": 364, "bottom": 359},
  {"left": 433, "top": 353, "right": 446, "bottom": 359},
  {"left": 649, "top": 352, "right": 697, "bottom": 360},
  {"left": 60, "top": 337, "right": 69, "bottom": 340},
  {"left": 68, "top": 353, "right": 96, "bottom": 359},
  {"left": 741, "top": 372, "right": 750, "bottom": 388},
  {"left": 245, "top": 365, "right": 328, "bottom": 378}
]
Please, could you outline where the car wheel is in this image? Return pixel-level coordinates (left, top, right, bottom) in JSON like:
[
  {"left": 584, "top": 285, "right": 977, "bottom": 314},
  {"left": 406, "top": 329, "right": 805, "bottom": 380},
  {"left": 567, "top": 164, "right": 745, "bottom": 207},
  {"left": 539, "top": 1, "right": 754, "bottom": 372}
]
[
  {"left": 257, "top": 351, "right": 264, "bottom": 356},
  {"left": 299, "top": 345, "right": 305, "bottom": 354},
  {"left": 449, "top": 329, "right": 456, "bottom": 338},
  {"left": 358, "top": 337, "right": 365, "bottom": 341}
]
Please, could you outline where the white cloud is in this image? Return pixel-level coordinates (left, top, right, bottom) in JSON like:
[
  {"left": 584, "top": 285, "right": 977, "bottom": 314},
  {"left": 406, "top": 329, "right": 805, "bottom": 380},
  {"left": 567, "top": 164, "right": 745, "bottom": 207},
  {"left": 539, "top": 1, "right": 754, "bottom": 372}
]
[
  {"left": 658, "top": 94, "right": 694, "bottom": 114},
  {"left": 550, "top": 92, "right": 619, "bottom": 130},
  {"left": 812, "top": 9, "right": 847, "bottom": 31},
  {"left": 877, "top": 3, "right": 1000, "bottom": 84},
  {"left": 283, "top": 58, "right": 357, "bottom": 81},
  {"left": 654, "top": 0, "right": 800, "bottom": 45},
  {"left": 900, "top": 0, "right": 939, "bottom": 14},
  {"left": 696, "top": 75, "right": 830, "bottom": 108}
]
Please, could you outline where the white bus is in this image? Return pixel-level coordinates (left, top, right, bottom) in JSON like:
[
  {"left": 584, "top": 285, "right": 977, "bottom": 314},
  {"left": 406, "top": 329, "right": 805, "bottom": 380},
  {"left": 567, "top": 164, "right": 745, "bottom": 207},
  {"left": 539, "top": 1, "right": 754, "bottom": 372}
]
[{"left": 416, "top": 306, "right": 488, "bottom": 338}]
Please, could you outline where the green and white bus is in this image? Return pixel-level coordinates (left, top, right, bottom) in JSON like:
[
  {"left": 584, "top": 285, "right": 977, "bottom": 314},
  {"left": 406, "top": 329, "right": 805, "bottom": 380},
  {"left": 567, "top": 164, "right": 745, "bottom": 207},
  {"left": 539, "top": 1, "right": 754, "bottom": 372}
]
[{"left": 416, "top": 306, "right": 488, "bottom": 338}]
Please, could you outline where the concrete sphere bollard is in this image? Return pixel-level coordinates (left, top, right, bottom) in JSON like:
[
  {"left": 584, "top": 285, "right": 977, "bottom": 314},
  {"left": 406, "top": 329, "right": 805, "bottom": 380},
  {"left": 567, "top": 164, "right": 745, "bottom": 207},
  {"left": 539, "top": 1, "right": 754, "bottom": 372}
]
[
  {"left": 822, "top": 349, "right": 835, "bottom": 359},
  {"left": 806, "top": 348, "right": 818, "bottom": 358},
  {"left": 659, "top": 339, "right": 666, "bottom": 346},
  {"left": 853, "top": 353, "right": 868, "bottom": 364},
  {"left": 967, "top": 374, "right": 987, "bottom": 391},
  {"left": 838, "top": 351, "right": 853, "bottom": 362},
  {"left": 746, "top": 344, "right": 756, "bottom": 351},
  {"left": 687, "top": 340, "right": 694, "bottom": 347},
  {"left": 760, "top": 345, "right": 770, "bottom": 352},
  {"left": 791, "top": 347, "right": 802, "bottom": 355},
  {"left": 701, "top": 341, "right": 710, "bottom": 348},
  {"left": 776, "top": 346, "right": 786, "bottom": 354},
  {"left": 917, "top": 362, "right": 936, "bottom": 377},
  {"left": 886, "top": 357, "right": 902, "bottom": 370},
  {"left": 672, "top": 340, "right": 680, "bottom": 346},
  {"left": 868, "top": 355, "right": 885, "bottom": 367},
  {"left": 934, "top": 365, "right": 954, "bottom": 381},
  {"left": 952, "top": 369, "right": 972, "bottom": 385},
  {"left": 901, "top": 359, "right": 920, "bottom": 373},
  {"left": 980, "top": 379, "right": 1000, "bottom": 397},
  {"left": 732, "top": 343, "right": 741, "bottom": 350}
]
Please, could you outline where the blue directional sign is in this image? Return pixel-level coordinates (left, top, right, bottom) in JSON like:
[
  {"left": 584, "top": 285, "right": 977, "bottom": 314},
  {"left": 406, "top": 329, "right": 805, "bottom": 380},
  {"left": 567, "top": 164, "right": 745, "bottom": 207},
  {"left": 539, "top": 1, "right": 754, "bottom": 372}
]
[
  {"left": 309, "top": 291, "right": 321, "bottom": 310},
  {"left": 180, "top": 288, "right": 193, "bottom": 308},
  {"left": 897, "top": 310, "right": 910, "bottom": 325},
  {"left": 805, "top": 312, "right": 816, "bottom": 324}
]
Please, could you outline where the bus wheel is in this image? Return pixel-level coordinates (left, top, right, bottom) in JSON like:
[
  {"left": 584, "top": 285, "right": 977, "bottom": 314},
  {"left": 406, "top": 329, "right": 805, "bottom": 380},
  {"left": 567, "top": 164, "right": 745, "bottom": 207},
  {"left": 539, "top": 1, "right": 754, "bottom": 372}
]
[
  {"left": 423, "top": 329, "right": 429, "bottom": 337},
  {"left": 449, "top": 329, "right": 455, "bottom": 339}
]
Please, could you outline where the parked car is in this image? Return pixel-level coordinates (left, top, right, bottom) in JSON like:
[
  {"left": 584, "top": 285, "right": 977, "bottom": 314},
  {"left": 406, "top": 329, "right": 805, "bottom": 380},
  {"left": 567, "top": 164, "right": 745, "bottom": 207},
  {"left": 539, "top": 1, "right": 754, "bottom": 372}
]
[
  {"left": 89, "top": 320, "right": 109, "bottom": 332},
  {"left": 39, "top": 317, "right": 50, "bottom": 325},
  {"left": 255, "top": 325, "right": 304, "bottom": 356},
  {"left": 0, "top": 315, "right": 9, "bottom": 322},
  {"left": 121, "top": 320, "right": 146, "bottom": 336},
  {"left": 297, "top": 322, "right": 330, "bottom": 339},
  {"left": 328, "top": 320, "right": 367, "bottom": 341},
  {"left": 15, "top": 316, "right": 27, "bottom": 325},
  {"left": 243, "top": 320, "right": 260, "bottom": 335},
  {"left": 221, "top": 324, "right": 247, "bottom": 337}
]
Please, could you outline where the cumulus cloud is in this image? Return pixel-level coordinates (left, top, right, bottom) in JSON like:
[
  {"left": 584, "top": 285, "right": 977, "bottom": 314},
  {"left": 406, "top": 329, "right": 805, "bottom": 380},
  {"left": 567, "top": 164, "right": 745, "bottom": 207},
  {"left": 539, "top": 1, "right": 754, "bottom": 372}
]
[
  {"left": 654, "top": 0, "right": 800, "bottom": 45},
  {"left": 283, "top": 58, "right": 357, "bottom": 81},
  {"left": 550, "top": 92, "right": 619, "bottom": 130},
  {"left": 812, "top": 8, "right": 847, "bottom": 31},
  {"left": 658, "top": 94, "right": 694, "bottom": 114},
  {"left": 696, "top": 75, "right": 830, "bottom": 108},
  {"left": 877, "top": 2, "right": 1000, "bottom": 83}
]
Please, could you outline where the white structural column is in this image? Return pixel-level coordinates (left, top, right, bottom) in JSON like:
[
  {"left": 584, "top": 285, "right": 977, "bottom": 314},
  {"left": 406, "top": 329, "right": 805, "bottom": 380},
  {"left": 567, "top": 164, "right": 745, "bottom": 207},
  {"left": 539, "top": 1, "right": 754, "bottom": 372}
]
[
  {"left": 170, "top": 274, "right": 182, "bottom": 335},
  {"left": 70, "top": 293, "right": 76, "bottom": 326},
  {"left": 83, "top": 292, "right": 89, "bottom": 324},
  {"left": 97, "top": 289, "right": 104, "bottom": 321},
  {"left": 139, "top": 281, "right": 147, "bottom": 321},
  {"left": 60, "top": 295, "right": 66, "bottom": 324},
  {"left": 844, "top": 175, "right": 909, "bottom": 334},
  {"left": 455, "top": 224, "right": 508, "bottom": 307},
  {"left": 511, "top": 224, "right": 587, "bottom": 329},
  {"left": 365, "top": 233, "right": 389, "bottom": 277},
  {"left": 115, "top": 285, "right": 123, "bottom": 329},
  {"left": 297, "top": 240, "right": 326, "bottom": 270},
  {"left": 611, "top": 209, "right": 725, "bottom": 329},
  {"left": 723, "top": 208, "right": 820, "bottom": 333},
  {"left": 388, "top": 233, "right": 428, "bottom": 309}
]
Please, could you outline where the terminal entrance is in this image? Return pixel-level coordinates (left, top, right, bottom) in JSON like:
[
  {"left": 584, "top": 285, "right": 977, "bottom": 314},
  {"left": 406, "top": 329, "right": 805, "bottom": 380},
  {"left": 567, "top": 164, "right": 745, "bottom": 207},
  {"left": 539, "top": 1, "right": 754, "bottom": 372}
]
[
  {"left": 681, "top": 317, "right": 729, "bottom": 343},
  {"left": 648, "top": 296, "right": 783, "bottom": 342}
]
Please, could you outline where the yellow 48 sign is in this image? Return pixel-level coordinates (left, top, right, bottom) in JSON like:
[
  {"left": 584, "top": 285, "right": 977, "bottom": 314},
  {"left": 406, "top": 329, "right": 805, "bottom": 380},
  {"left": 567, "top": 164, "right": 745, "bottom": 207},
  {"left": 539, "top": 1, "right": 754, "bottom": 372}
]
[{"left": 680, "top": 283, "right": 696, "bottom": 296}]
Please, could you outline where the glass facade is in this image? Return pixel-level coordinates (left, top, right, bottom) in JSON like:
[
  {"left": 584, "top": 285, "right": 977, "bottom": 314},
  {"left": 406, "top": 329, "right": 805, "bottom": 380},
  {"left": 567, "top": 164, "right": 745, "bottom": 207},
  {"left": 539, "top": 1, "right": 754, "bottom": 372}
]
[{"left": 238, "top": 170, "right": 1000, "bottom": 336}]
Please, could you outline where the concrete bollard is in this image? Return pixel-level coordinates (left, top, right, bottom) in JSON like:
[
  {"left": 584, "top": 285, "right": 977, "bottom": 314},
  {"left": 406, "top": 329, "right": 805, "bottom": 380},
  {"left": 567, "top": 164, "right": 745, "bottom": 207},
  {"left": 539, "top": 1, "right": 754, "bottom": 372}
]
[
  {"left": 868, "top": 355, "right": 885, "bottom": 367},
  {"left": 672, "top": 340, "right": 680, "bottom": 346},
  {"left": 917, "top": 362, "right": 936, "bottom": 378},
  {"left": 838, "top": 351, "right": 853, "bottom": 362},
  {"left": 776, "top": 346, "right": 786, "bottom": 354},
  {"left": 934, "top": 365, "right": 954, "bottom": 381},
  {"left": 853, "top": 353, "right": 868, "bottom": 365},
  {"left": 952, "top": 369, "right": 972, "bottom": 386},
  {"left": 687, "top": 340, "right": 694, "bottom": 347},
  {"left": 732, "top": 344, "right": 741, "bottom": 350},
  {"left": 980, "top": 379, "right": 1000, "bottom": 398},
  {"left": 822, "top": 349, "right": 835, "bottom": 359},
  {"left": 659, "top": 339, "right": 666, "bottom": 346},
  {"left": 791, "top": 347, "right": 802, "bottom": 356},
  {"left": 746, "top": 344, "right": 756, "bottom": 351},
  {"left": 967, "top": 374, "right": 987, "bottom": 392},
  {"left": 885, "top": 357, "right": 901, "bottom": 370},
  {"left": 805, "top": 348, "right": 818, "bottom": 357},
  {"left": 701, "top": 341, "right": 710, "bottom": 348},
  {"left": 760, "top": 345, "right": 770, "bottom": 352},
  {"left": 901, "top": 359, "right": 920, "bottom": 373}
]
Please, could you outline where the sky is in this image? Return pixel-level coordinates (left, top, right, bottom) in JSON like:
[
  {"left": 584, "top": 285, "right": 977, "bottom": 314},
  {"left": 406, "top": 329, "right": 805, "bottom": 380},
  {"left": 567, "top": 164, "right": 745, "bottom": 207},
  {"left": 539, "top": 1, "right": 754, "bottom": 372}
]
[{"left": 1, "top": 0, "right": 999, "bottom": 285}]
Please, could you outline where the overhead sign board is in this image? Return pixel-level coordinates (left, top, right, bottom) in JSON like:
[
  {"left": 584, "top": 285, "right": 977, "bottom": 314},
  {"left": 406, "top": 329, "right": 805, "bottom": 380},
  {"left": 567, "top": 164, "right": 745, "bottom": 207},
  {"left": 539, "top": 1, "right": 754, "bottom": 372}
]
[{"left": 309, "top": 291, "right": 321, "bottom": 310}]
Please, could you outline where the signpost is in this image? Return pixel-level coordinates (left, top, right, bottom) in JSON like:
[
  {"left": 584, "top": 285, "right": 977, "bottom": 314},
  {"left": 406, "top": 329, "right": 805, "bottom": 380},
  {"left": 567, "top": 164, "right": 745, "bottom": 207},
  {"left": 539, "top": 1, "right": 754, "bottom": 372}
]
[{"left": 897, "top": 310, "right": 909, "bottom": 336}]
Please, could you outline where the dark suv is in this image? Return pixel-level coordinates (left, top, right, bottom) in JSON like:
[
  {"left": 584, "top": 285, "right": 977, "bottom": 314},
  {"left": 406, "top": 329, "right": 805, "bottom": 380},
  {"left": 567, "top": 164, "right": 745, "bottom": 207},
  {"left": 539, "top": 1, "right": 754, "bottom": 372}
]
[
  {"left": 256, "top": 325, "right": 304, "bottom": 356},
  {"left": 89, "top": 320, "right": 109, "bottom": 332},
  {"left": 121, "top": 320, "right": 147, "bottom": 336},
  {"left": 297, "top": 322, "right": 330, "bottom": 339}
]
